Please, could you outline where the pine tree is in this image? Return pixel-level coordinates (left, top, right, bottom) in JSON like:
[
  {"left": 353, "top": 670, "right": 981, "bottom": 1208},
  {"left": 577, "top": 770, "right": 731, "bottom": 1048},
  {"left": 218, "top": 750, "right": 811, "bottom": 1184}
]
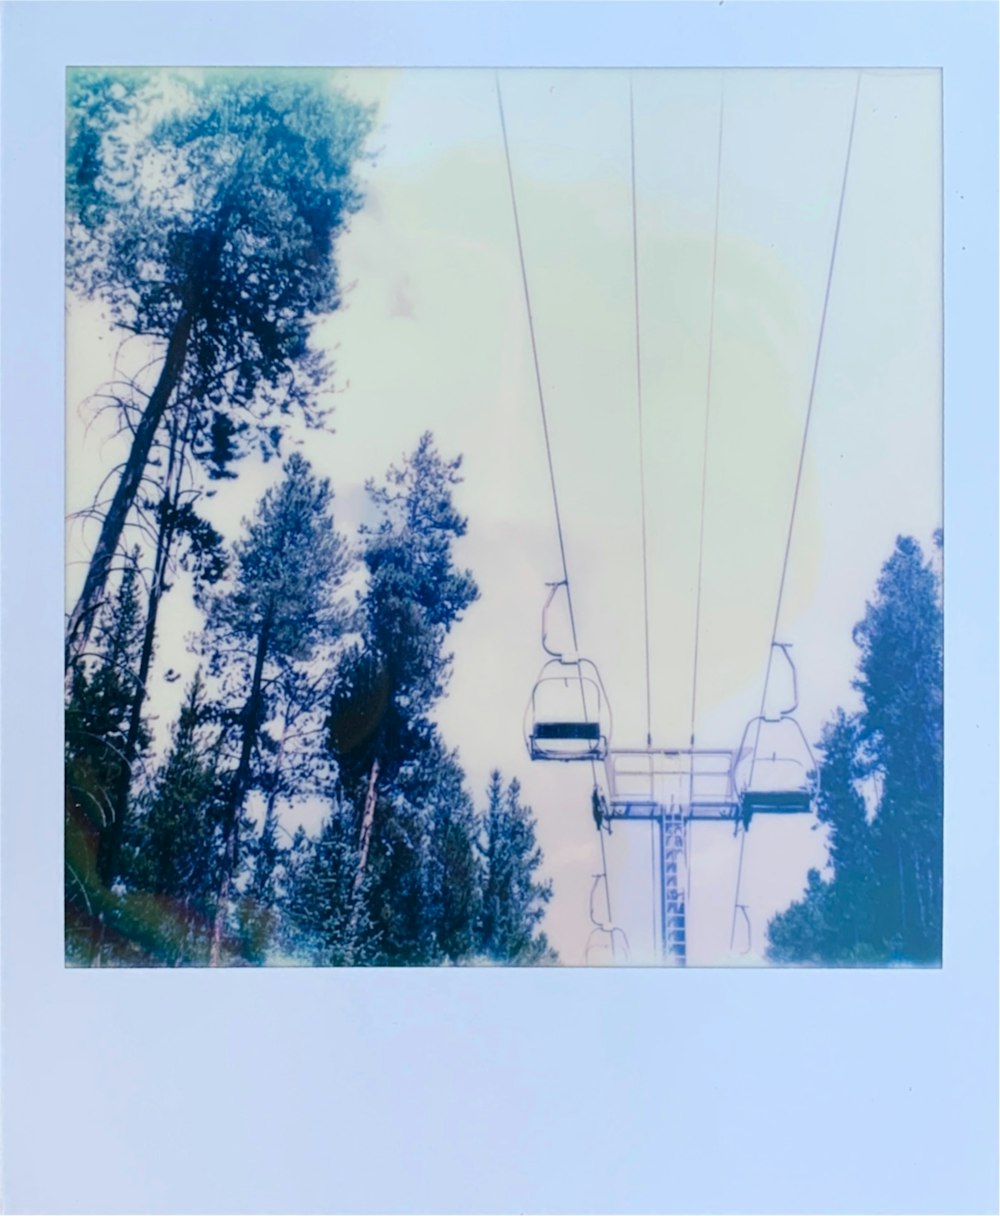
[
  {"left": 478, "top": 772, "right": 557, "bottom": 965},
  {"left": 98, "top": 402, "right": 228, "bottom": 889},
  {"left": 767, "top": 711, "right": 876, "bottom": 964},
  {"left": 65, "top": 550, "right": 149, "bottom": 962},
  {"left": 356, "top": 735, "right": 483, "bottom": 965},
  {"left": 283, "top": 814, "right": 377, "bottom": 966},
  {"left": 235, "top": 803, "right": 284, "bottom": 964},
  {"left": 853, "top": 535, "right": 943, "bottom": 960},
  {"left": 202, "top": 452, "right": 350, "bottom": 963},
  {"left": 124, "top": 671, "right": 224, "bottom": 964},
  {"left": 326, "top": 433, "right": 479, "bottom": 961},
  {"left": 766, "top": 535, "right": 943, "bottom": 964},
  {"left": 66, "top": 69, "right": 374, "bottom": 666},
  {"left": 428, "top": 749, "right": 484, "bottom": 963}
]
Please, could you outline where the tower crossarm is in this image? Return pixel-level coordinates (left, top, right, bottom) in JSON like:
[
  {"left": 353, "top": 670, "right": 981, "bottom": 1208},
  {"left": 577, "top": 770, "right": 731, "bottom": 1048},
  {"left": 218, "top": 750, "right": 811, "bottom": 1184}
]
[{"left": 605, "top": 746, "right": 738, "bottom": 820}]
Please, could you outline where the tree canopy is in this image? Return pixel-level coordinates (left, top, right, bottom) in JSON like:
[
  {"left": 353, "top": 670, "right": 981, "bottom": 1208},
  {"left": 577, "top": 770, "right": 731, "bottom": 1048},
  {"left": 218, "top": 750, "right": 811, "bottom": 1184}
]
[
  {"left": 64, "top": 71, "right": 559, "bottom": 970},
  {"left": 66, "top": 430, "right": 558, "bottom": 968},
  {"left": 66, "top": 69, "right": 374, "bottom": 666},
  {"left": 68, "top": 70, "right": 372, "bottom": 419},
  {"left": 766, "top": 535, "right": 943, "bottom": 965},
  {"left": 329, "top": 432, "right": 479, "bottom": 796}
]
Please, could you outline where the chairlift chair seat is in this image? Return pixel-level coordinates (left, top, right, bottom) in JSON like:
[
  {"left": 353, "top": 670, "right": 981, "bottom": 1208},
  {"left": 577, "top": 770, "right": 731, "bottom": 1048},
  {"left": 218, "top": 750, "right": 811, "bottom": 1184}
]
[
  {"left": 529, "top": 720, "right": 608, "bottom": 762},
  {"left": 532, "top": 721, "right": 602, "bottom": 742},
  {"left": 740, "top": 788, "right": 813, "bottom": 815},
  {"left": 525, "top": 656, "right": 612, "bottom": 762}
]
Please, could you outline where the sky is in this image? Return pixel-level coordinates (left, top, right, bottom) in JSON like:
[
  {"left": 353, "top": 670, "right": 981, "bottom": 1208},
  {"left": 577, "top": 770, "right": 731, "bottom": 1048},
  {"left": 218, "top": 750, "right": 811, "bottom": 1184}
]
[{"left": 66, "top": 66, "right": 942, "bottom": 966}]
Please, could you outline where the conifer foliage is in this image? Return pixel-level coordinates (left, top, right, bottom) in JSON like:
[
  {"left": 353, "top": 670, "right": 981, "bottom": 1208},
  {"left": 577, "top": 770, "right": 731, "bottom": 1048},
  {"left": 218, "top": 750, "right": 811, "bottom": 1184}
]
[
  {"left": 65, "top": 69, "right": 374, "bottom": 668},
  {"left": 198, "top": 453, "right": 350, "bottom": 963},
  {"left": 65, "top": 551, "right": 150, "bottom": 961},
  {"left": 64, "top": 72, "right": 559, "bottom": 967},
  {"left": 766, "top": 535, "right": 943, "bottom": 965},
  {"left": 123, "top": 673, "right": 222, "bottom": 964},
  {"left": 67, "top": 438, "right": 557, "bottom": 966},
  {"left": 479, "top": 772, "right": 557, "bottom": 964}
]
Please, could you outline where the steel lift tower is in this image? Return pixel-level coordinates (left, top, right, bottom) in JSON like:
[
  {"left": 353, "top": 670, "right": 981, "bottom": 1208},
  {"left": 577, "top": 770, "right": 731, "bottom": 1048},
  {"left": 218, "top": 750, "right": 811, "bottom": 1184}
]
[
  {"left": 527, "top": 597, "right": 817, "bottom": 966},
  {"left": 602, "top": 748, "right": 741, "bottom": 964}
]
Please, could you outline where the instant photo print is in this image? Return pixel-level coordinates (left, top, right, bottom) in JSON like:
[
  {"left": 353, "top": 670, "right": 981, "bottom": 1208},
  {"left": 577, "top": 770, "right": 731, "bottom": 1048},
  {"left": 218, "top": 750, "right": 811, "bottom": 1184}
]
[{"left": 2, "top": 3, "right": 996, "bottom": 1214}]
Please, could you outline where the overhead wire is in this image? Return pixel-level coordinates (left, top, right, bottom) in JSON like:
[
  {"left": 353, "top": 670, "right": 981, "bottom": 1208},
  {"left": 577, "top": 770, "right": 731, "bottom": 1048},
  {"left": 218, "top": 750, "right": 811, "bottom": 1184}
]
[
  {"left": 629, "top": 73, "right": 654, "bottom": 750},
  {"left": 587, "top": 836, "right": 631, "bottom": 961},
  {"left": 496, "top": 71, "right": 621, "bottom": 961},
  {"left": 628, "top": 73, "right": 662, "bottom": 959},
  {"left": 689, "top": 72, "right": 727, "bottom": 754},
  {"left": 729, "top": 68, "right": 864, "bottom": 953},
  {"left": 729, "top": 826, "right": 749, "bottom": 954},
  {"left": 679, "top": 73, "right": 727, "bottom": 937},
  {"left": 495, "top": 74, "right": 579, "bottom": 649},
  {"left": 501, "top": 68, "right": 863, "bottom": 966},
  {"left": 597, "top": 824, "right": 615, "bottom": 924}
]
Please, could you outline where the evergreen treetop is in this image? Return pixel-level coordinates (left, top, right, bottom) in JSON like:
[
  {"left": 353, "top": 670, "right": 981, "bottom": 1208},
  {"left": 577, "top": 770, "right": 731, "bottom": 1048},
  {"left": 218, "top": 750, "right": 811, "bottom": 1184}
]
[{"left": 766, "top": 535, "right": 943, "bottom": 965}]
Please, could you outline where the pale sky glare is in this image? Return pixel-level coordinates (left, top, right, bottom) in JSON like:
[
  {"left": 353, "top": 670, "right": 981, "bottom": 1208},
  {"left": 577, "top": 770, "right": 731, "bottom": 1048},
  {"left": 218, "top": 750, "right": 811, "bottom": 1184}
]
[{"left": 67, "top": 66, "right": 942, "bottom": 966}]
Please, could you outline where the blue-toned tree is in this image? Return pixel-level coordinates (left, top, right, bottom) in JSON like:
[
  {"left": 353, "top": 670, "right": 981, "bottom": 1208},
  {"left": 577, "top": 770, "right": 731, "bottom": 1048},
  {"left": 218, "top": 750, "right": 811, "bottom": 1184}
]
[
  {"left": 65, "top": 550, "right": 150, "bottom": 962},
  {"left": 124, "top": 671, "right": 225, "bottom": 964},
  {"left": 478, "top": 771, "right": 557, "bottom": 965},
  {"left": 322, "top": 433, "right": 481, "bottom": 963},
  {"left": 766, "top": 535, "right": 943, "bottom": 964},
  {"left": 200, "top": 453, "right": 350, "bottom": 964},
  {"left": 65, "top": 69, "right": 374, "bottom": 667}
]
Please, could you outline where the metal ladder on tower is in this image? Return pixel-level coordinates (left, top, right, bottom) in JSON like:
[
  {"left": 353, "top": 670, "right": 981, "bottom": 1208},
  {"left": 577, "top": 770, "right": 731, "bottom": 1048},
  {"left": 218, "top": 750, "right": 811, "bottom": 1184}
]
[{"left": 660, "top": 804, "right": 687, "bottom": 965}]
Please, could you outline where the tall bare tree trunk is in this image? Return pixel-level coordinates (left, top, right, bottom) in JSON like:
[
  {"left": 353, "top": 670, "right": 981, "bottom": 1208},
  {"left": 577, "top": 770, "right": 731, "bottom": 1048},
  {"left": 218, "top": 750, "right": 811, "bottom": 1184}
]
[
  {"left": 344, "top": 758, "right": 380, "bottom": 951},
  {"left": 67, "top": 184, "right": 243, "bottom": 674},
  {"left": 209, "top": 606, "right": 273, "bottom": 966},
  {"left": 66, "top": 311, "right": 193, "bottom": 671},
  {"left": 98, "top": 410, "right": 188, "bottom": 887},
  {"left": 896, "top": 841, "right": 909, "bottom": 955},
  {"left": 353, "top": 758, "right": 380, "bottom": 896}
]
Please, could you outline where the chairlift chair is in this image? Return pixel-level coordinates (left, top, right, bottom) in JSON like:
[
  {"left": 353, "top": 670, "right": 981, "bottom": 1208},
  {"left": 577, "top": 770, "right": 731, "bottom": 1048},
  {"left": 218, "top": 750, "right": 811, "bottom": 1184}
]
[
  {"left": 525, "top": 657, "right": 610, "bottom": 762},
  {"left": 524, "top": 580, "right": 612, "bottom": 762},
  {"left": 733, "top": 715, "right": 816, "bottom": 815},
  {"left": 732, "top": 644, "right": 816, "bottom": 821}
]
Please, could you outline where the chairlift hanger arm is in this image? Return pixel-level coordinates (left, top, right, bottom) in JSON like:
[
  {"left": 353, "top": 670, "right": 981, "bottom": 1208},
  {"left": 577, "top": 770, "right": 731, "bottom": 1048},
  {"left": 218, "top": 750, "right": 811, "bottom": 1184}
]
[
  {"left": 773, "top": 642, "right": 800, "bottom": 716},
  {"left": 540, "top": 579, "right": 568, "bottom": 659}
]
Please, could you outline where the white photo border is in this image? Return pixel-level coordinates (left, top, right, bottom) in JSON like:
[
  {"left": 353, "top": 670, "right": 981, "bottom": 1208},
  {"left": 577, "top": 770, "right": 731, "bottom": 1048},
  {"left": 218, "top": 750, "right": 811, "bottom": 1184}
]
[{"left": 2, "top": 3, "right": 996, "bottom": 1213}]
